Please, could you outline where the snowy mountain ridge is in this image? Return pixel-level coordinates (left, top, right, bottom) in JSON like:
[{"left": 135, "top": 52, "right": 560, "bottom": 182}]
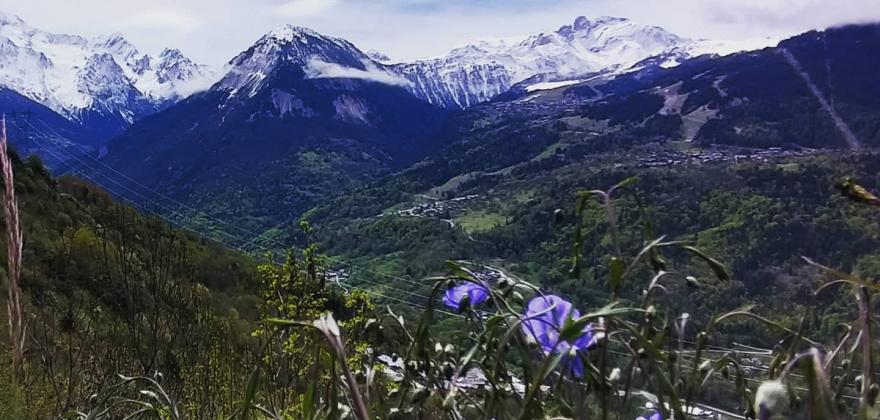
[
  {"left": 391, "top": 16, "right": 780, "bottom": 108},
  {"left": 0, "top": 12, "right": 780, "bottom": 136},
  {"left": 0, "top": 13, "right": 216, "bottom": 130}
]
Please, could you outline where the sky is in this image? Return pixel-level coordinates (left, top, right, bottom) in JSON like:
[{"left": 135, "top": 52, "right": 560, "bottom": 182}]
[{"left": 0, "top": 0, "right": 877, "bottom": 66}]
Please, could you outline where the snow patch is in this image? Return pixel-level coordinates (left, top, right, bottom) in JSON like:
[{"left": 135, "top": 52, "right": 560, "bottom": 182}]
[{"left": 525, "top": 80, "right": 583, "bottom": 92}]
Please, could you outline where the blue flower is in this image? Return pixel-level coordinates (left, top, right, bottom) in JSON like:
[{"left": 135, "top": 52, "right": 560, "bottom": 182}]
[
  {"left": 442, "top": 282, "right": 489, "bottom": 311},
  {"left": 636, "top": 411, "right": 663, "bottom": 420},
  {"left": 520, "top": 295, "right": 595, "bottom": 377}
]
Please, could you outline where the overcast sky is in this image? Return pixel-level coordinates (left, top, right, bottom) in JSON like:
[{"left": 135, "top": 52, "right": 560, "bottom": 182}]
[{"left": 0, "top": 0, "right": 877, "bottom": 65}]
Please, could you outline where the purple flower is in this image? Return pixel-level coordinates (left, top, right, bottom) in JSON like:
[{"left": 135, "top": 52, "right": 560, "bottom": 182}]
[
  {"left": 520, "top": 295, "right": 595, "bottom": 377},
  {"left": 442, "top": 282, "right": 489, "bottom": 311},
  {"left": 636, "top": 411, "right": 663, "bottom": 420}
]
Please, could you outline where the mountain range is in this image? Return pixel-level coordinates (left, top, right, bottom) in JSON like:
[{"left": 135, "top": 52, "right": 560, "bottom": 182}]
[
  {"left": 390, "top": 16, "right": 776, "bottom": 109},
  {"left": 0, "top": 13, "right": 215, "bottom": 141},
  {"left": 0, "top": 13, "right": 773, "bottom": 146},
  {"left": 3, "top": 12, "right": 877, "bottom": 240},
  {"left": 102, "top": 25, "right": 450, "bottom": 226}
]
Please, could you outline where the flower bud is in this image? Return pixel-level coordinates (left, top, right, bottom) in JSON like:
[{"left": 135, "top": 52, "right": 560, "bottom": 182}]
[
  {"left": 388, "top": 408, "right": 412, "bottom": 420},
  {"left": 443, "top": 393, "right": 456, "bottom": 411},
  {"left": 365, "top": 318, "right": 378, "bottom": 331},
  {"left": 608, "top": 367, "right": 621, "bottom": 383},
  {"left": 553, "top": 208, "right": 564, "bottom": 224},
  {"left": 754, "top": 380, "right": 788, "bottom": 417},
  {"left": 443, "top": 363, "right": 454, "bottom": 380},
  {"left": 869, "top": 383, "right": 879, "bottom": 406},
  {"left": 406, "top": 360, "right": 419, "bottom": 375},
  {"left": 512, "top": 291, "right": 524, "bottom": 305},
  {"left": 699, "top": 360, "right": 711, "bottom": 374},
  {"left": 412, "top": 388, "right": 430, "bottom": 405}
]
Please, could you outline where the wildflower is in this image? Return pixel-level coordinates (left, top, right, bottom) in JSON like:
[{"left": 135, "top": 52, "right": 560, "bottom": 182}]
[
  {"left": 442, "top": 282, "right": 489, "bottom": 311},
  {"left": 520, "top": 294, "right": 595, "bottom": 377},
  {"left": 636, "top": 411, "right": 662, "bottom": 420}
]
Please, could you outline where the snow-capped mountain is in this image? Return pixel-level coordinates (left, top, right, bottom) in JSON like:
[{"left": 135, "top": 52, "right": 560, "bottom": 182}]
[
  {"left": 391, "top": 16, "right": 778, "bottom": 108},
  {"left": 0, "top": 13, "right": 216, "bottom": 139},
  {"left": 366, "top": 50, "right": 392, "bottom": 63},
  {"left": 104, "top": 24, "right": 448, "bottom": 219},
  {"left": 217, "top": 25, "right": 376, "bottom": 98}
]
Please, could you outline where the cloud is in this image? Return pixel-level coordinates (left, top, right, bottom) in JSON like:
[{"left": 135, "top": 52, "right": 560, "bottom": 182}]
[
  {"left": 123, "top": 8, "right": 200, "bottom": 32},
  {"left": 700, "top": 0, "right": 880, "bottom": 31},
  {"left": 276, "top": 0, "right": 340, "bottom": 18},
  {"left": 304, "top": 58, "right": 412, "bottom": 87},
  {"left": 1, "top": 0, "right": 877, "bottom": 66}
]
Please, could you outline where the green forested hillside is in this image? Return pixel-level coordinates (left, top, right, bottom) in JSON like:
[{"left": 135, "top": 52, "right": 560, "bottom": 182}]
[
  {"left": 0, "top": 151, "right": 377, "bottom": 418},
  {"left": 0, "top": 151, "right": 259, "bottom": 416}
]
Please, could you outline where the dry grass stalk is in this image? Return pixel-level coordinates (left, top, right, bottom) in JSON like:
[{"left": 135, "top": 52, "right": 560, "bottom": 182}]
[{"left": 1, "top": 115, "right": 25, "bottom": 380}]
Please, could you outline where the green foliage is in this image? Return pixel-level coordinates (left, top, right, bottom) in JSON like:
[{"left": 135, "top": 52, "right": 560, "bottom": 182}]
[
  {"left": 311, "top": 151, "right": 880, "bottom": 346},
  {"left": 0, "top": 362, "right": 25, "bottom": 419},
  {"left": 5, "top": 142, "right": 880, "bottom": 419},
  {"left": 0, "top": 152, "right": 265, "bottom": 417}
]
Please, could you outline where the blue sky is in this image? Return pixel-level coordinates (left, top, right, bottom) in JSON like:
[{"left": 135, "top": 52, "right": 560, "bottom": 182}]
[{"left": 0, "top": 0, "right": 876, "bottom": 65}]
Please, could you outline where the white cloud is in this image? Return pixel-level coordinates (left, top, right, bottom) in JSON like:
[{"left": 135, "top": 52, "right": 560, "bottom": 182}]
[
  {"left": 698, "top": 0, "right": 880, "bottom": 34},
  {"left": 276, "top": 0, "right": 340, "bottom": 18},
  {"left": 304, "top": 58, "right": 412, "bottom": 87},
  {"left": 123, "top": 8, "right": 200, "bottom": 33},
  {"left": 0, "top": 0, "right": 877, "bottom": 66}
]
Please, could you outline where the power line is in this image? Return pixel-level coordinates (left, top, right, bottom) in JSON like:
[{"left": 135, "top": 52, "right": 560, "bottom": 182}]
[
  {"left": 27, "top": 117, "right": 276, "bottom": 249},
  {"left": 27, "top": 116, "right": 437, "bottom": 291},
  {"left": 15, "top": 119, "right": 247, "bottom": 249},
  {"left": 12, "top": 116, "right": 458, "bottom": 317}
]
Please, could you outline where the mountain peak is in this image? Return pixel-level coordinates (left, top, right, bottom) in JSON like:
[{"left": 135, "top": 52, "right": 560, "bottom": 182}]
[
  {"left": 220, "top": 24, "right": 372, "bottom": 97},
  {"left": 393, "top": 15, "right": 693, "bottom": 109},
  {"left": 0, "top": 12, "right": 26, "bottom": 27},
  {"left": 237, "top": 24, "right": 367, "bottom": 66},
  {"left": 563, "top": 16, "right": 630, "bottom": 32},
  {"left": 159, "top": 48, "right": 186, "bottom": 60},
  {"left": 367, "top": 49, "right": 391, "bottom": 63},
  {"left": 261, "top": 24, "right": 329, "bottom": 44},
  {"left": 594, "top": 16, "right": 630, "bottom": 24}
]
